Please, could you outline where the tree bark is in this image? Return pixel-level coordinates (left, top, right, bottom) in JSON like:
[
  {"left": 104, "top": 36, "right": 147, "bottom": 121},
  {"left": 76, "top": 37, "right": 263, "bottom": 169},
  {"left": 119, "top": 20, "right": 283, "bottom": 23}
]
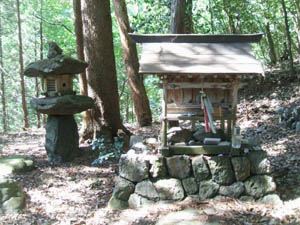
[
  {"left": 16, "top": 0, "right": 29, "bottom": 129},
  {"left": 112, "top": 0, "right": 152, "bottom": 127},
  {"left": 73, "top": 0, "right": 91, "bottom": 136},
  {"left": 81, "top": 0, "right": 127, "bottom": 138},
  {"left": 265, "top": 20, "right": 277, "bottom": 65},
  {"left": 0, "top": 6, "right": 7, "bottom": 132},
  {"left": 282, "top": 0, "right": 295, "bottom": 75},
  {"left": 170, "top": 0, "right": 186, "bottom": 34}
]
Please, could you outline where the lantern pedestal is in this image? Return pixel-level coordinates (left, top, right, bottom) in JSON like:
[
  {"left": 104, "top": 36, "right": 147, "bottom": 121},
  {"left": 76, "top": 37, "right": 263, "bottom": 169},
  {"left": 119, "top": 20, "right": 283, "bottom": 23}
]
[{"left": 45, "top": 115, "right": 79, "bottom": 164}]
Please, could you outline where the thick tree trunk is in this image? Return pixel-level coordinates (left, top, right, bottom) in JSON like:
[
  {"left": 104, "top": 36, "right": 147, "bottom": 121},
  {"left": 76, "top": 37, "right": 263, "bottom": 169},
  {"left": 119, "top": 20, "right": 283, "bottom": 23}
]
[
  {"left": 81, "top": 0, "right": 127, "bottom": 138},
  {"left": 170, "top": 0, "right": 186, "bottom": 34},
  {"left": 265, "top": 20, "right": 277, "bottom": 65},
  {"left": 282, "top": 0, "right": 295, "bottom": 75},
  {"left": 73, "top": 0, "right": 91, "bottom": 136},
  {"left": 16, "top": 0, "right": 29, "bottom": 129},
  {"left": 112, "top": 0, "right": 152, "bottom": 127},
  {"left": 0, "top": 7, "right": 7, "bottom": 132}
]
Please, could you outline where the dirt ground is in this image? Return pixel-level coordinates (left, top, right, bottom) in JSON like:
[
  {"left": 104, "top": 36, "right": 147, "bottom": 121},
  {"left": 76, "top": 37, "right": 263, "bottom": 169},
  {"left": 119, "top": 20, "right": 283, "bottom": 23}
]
[{"left": 1, "top": 75, "right": 300, "bottom": 225}]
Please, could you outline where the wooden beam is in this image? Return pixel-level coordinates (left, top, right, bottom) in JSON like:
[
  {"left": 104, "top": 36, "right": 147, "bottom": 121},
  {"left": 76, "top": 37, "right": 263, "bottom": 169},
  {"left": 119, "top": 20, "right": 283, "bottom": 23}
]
[
  {"left": 129, "top": 33, "right": 263, "bottom": 43},
  {"left": 169, "top": 145, "right": 231, "bottom": 155},
  {"left": 157, "top": 82, "right": 245, "bottom": 89}
]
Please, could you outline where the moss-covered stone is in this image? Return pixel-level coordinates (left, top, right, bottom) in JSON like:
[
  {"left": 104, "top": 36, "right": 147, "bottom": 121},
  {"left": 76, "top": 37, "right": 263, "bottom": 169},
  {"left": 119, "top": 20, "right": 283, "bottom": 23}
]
[{"left": 0, "top": 156, "right": 35, "bottom": 176}]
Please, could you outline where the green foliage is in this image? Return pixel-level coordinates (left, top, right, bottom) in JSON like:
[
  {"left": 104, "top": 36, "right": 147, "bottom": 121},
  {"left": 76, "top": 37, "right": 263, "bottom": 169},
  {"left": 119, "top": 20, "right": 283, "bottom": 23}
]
[{"left": 91, "top": 136, "right": 124, "bottom": 165}]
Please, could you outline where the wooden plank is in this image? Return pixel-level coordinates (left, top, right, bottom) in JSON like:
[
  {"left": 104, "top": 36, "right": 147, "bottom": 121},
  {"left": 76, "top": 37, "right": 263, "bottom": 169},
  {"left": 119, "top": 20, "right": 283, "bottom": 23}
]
[
  {"left": 183, "top": 89, "right": 193, "bottom": 103},
  {"left": 167, "top": 114, "right": 235, "bottom": 121},
  {"left": 141, "top": 43, "right": 253, "bottom": 56},
  {"left": 169, "top": 145, "right": 231, "bottom": 155},
  {"left": 165, "top": 82, "right": 245, "bottom": 90},
  {"left": 140, "top": 54, "right": 260, "bottom": 64},
  {"left": 129, "top": 33, "right": 263, "bottom": 43},
  {"left": 139, "top": 62, "right": 264, "bottom": 74}
]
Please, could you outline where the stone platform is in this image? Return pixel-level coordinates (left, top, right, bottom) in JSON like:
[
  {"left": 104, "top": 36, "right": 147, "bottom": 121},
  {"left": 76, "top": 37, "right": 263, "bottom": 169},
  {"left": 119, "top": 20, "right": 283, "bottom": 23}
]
[{"left": 109, "top": 143, "right": 278, "bottom": 209}]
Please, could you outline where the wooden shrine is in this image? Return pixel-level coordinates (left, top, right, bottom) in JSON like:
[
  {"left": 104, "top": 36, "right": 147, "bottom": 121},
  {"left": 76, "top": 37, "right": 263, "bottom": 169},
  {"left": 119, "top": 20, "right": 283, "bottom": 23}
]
[{"left": 130, "top": 33, "right": 264, "bottom": 156}]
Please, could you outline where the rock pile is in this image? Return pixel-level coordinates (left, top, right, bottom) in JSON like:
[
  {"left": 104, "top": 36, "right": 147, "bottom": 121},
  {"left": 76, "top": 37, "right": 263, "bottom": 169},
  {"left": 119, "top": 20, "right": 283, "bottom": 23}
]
[
  {"left": 277, "top": 106, "right": 300, "bottom": 132},
  {"left": 109, "top": 146, "right": 278, "bottom": 210}
]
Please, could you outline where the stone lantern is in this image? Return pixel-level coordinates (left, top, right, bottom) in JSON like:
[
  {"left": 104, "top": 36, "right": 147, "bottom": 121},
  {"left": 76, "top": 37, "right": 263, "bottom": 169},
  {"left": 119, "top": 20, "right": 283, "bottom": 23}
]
[{"left": 24, "top": 42, "right": 94, "bottom": 164}]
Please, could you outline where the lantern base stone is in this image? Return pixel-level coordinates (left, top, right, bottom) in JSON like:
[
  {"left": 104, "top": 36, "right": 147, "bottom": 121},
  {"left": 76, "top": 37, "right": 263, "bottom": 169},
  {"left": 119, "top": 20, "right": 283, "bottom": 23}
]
[{"left": 45, "top": 115, "right": 79, "bottom": 164}]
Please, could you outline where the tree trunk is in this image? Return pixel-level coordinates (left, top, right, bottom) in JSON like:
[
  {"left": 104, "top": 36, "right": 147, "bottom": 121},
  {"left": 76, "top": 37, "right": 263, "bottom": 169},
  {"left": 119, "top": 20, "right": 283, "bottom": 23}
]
[
  {"left": 73, "top": 0, "right": 91, "bottom": 137},
  {"left": 282, "top": 0, "right": 295, "bottom": 75},
  {"left": 34, "top": 28, "right": 41, "bottom": 128},
  {"left": 0, "top": 7, "right": 7, "bottom": 132},
  {"left": 81, "top": 0, "right": 127, "bottom": 138},
  {"left": 222, "top": 0, "right": 236, "bottom": 33},
  {"left": 39, "top": 0, "right": 47, "bottom": 127},
  {"left": 112, "top": 0, "right": 152, "bottom": 127},
  {"left": 16, "top": 0, "right": 29, "bottom": 129},
  {"left": 265, "top": 20, "right": 277, "bottom": 65},
  {"left": 209, "top": 0, "right": 215, "bottom": 34},
  {"left": 170, "top": 0, "right": 186, "bottom": 34},
  {"left": 185, "top": 0, "right": 194, "bottom": 34}
]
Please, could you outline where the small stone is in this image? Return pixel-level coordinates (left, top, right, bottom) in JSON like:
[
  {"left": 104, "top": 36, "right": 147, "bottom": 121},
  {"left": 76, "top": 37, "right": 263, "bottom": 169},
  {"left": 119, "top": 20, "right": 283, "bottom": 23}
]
[
  {"left": 154, "top": 178, "right": 185, "bottom": 200},
  {"left": 192, "top": 155, "right": 210, "bottom": 182},
  {"left": 148, "top": 155, "right": 167, "bottom": 178},
  {"left": 112, "top": 177, "right": 135, "bottom": 201},
  {"left": 108, "top": 195, "right": 128, "bottom": 210},
  {"left": 135, "top": 180, "right": 159, "bottom": 200},
  {"left": 219, "top": 182, "right": 245, "bottom": 198},
  {"left": 258, "top": 194, "right": 282, "bottom": 205},
  {"left": 167, "top": 128, "right": 193, "bottom": 143},
  {"left": 199, "top": 180, "right": 219, "bottom": 200},
  {"left": 239, "top": 195, "right": 255, "bottom": 202},
  {"left": 182, "top": 177, "right": 198, "bottom": 195},
  {"left": 231, "top": 157, "right": 250, "bottom": 181},
  {"left": 129, "top": 135, "right": 143, "bottom": 147},
  {"left": 128, "top": 193, "right": 154, "bottom": 208},
  {"left": 244, "top": 175, "right": 276, "bottom": 199},
  {"left": 207, "top": 156, "right": 235, "bottom": 185},
  {"left": 119, "top": 153, "right": 149, "bottom": 182},
  {"left": 166, "top": 155, "right": 191, "bottom": 179},
  {"left": 247, "top": 151, "right": 272, "bottom": 175},
  {"left": 131, "top": 142, "right": 148, "bottom": 153}
]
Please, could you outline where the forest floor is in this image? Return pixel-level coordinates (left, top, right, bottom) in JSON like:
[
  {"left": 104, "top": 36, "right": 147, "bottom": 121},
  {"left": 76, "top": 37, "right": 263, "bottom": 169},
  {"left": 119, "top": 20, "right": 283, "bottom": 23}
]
[{"left": 1, "top": 72, "right": 300, "bottom": 224}]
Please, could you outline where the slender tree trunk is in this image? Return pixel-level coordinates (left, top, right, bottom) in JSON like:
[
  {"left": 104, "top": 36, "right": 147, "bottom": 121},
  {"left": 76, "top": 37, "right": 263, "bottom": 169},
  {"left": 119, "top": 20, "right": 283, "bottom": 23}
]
[
  {"left": 222, "top": 0, "right": 236, "bottom": 33},
  {"left": 282, "top": 0, "right": 295, "bottom": 74},
  {"left": 209, "top": 0, "right": 215, "bottom": 34},
  {"left": 0, "top": 7, "right": 7, "bottom": 132},
  {"left": 34, "top": 26, "right": 41, "bottom": 128},
  {"left": 185, "top": 0, "right": 194, "bottom": 34},
  {"left": 73, "top": 0, "right": 91, "bottom": 137},
  {"left": 39, "top": 0, "right": 47, "bottom": 127},
  {"left": 16, "top": 0, "right": 29, "bottom": 129},
  {"left": 265, "top": 20, "right": 277, "bottom": 65},
  {"left": 170, "top": 0, "right": 186, "bottom": 34},
  {"left": 82, "top": 0, "right": 128, "bottom": 138},
  {"left": 112, "top": 0, "right": 152, "bottom": 127}
]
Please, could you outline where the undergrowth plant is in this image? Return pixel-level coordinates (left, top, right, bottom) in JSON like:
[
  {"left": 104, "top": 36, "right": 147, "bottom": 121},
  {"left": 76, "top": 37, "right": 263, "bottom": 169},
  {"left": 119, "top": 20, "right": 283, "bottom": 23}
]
[{"left": 90, "top": 136, "right": 124, "bottom": 165}]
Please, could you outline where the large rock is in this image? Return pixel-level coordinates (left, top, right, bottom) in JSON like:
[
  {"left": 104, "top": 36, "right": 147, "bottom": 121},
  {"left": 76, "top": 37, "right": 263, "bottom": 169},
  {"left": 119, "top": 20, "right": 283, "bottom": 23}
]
[
  {"left": 182, "top": 177, "right": 198, "bottom": 195},
  {"left": 148, "top": 155, "right": 167, "bottom": 178},
  {"left": 258, "top": 194, "right": 282, "bottom": 205},
  {"left": 135, "top": 180, "right": 159, "bottom": 200},
  {"left": 119, "top": 153, "right": 149, "bottom": 182},
  {"left": 244, "top": 175, "right": 276, "bottom": 199},
  {"left": 199, "top": 180, "right": 220, "bottom": 199},
  {"left": 167, "top": 127, "right": 193, "bottom": 143},
  {"left": 45, "top": 115, "right": 79, "bottom": 164},
  {"left": 207, "top": 157, "right": 235, "bottom": 185},
  {"left": 247, "top": 151, "right": 272, "bottom": 175},
  {"left": 0, "top": 156, "right": 34, "bottom": 176},
  {"left": 192, "top": 155, "right": 211, "bottom": 182},
  {"left": 231, "top": 157, "right": 250, "bottom": 181},
  {"left": 0, "top": 178, "right": 25, "bottom": 213},
  {"left": 24, "top": 55, "right": 88, "bottom": 77},
  {"left": 128, "top": 193, "right": 154, "bottom": 208},
  {"left": 30, "top": 95, "right": 94, "bottom": 115},
  {"left": 112, "top": 176, "right": 135, "bottom": 201},
  {"left": 154, "top": 178, "right": 185, "bottom": 201},
  {"left": 166, "top": 155, "right": 191, "bottom": 179},
  {"left": 219, "top": 182, "right": 245, "bottom": 198}
]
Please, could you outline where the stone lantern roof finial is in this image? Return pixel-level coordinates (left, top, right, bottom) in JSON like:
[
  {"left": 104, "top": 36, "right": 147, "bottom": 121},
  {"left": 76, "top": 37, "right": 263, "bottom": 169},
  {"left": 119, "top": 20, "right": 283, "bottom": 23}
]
[{"left": 47, "top": 41, "right": 63, "bottom": 59}]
